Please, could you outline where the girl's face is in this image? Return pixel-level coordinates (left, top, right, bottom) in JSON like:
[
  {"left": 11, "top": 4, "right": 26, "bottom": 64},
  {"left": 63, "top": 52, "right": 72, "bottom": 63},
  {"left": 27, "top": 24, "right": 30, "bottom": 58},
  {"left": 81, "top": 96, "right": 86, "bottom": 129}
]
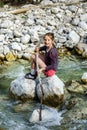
[{"left": 44, "top": 35, "right": 54, "bottom": 49}]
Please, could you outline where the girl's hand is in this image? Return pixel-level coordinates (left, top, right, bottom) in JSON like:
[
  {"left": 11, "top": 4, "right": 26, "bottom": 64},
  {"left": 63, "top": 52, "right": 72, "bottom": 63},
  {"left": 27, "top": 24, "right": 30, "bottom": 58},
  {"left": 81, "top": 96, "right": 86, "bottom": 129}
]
[
  {"left": 35, "top": 46, "right": 40, "bottom": 53},
  {"left": 38, "top": 68, "right": 43, "bottom": 75},
  {"left": 38, "top": 68, "right": 45, "bottom": 75}
]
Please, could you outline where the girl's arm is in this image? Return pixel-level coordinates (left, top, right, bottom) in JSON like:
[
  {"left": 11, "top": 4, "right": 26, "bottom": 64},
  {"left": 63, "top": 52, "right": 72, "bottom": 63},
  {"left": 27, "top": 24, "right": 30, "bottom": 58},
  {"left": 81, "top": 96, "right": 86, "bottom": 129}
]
[
  {"left": 45, "top": 49, "right": 58, "bottom": 71},
  {"left": 35, "top": 45, "right": 46, "bottom": 52},
  {"left": 39, "top": 46, "right": 46, "bottom": 51}
]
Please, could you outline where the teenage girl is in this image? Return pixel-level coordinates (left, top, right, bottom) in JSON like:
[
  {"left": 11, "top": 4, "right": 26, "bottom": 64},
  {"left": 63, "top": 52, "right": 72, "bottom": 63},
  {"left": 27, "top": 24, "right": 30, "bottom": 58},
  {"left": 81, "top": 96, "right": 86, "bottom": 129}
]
[{"left": 25, "top": 32, "right": 58, "bottom": 79}]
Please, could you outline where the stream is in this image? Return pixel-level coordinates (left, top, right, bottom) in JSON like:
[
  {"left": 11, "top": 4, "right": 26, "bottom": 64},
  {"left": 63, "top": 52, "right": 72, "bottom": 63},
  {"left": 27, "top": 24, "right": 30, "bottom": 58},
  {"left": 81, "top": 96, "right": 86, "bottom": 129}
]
[{"left": 0, "top": 55, "right": 87, "bottom": 130}]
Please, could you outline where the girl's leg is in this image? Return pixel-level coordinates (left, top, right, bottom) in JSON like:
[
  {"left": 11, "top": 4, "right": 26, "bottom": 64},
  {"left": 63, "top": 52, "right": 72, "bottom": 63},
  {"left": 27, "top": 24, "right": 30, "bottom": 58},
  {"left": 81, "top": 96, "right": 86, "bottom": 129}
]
[
  {"left": 31, "top": 54, "right": 46, "bottom": 69},
  {"left": 25, "top": 54, "right": 46, "bottom": 79},
  {"left": 30, "top": 55, "right": 36, "bottom": 75},
  {"left": 25, "top": 55, "right": 36, "bottom": 79},
  {"left": 37, "top": 54, "right": 46, "bottom": 69}
]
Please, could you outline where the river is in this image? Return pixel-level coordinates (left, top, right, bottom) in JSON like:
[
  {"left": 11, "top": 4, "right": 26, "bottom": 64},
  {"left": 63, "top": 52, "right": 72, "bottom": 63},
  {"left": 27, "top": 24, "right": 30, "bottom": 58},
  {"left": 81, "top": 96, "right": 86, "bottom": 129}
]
[{"left": 0, "top": 55, "right": 87, "bottom": 130}]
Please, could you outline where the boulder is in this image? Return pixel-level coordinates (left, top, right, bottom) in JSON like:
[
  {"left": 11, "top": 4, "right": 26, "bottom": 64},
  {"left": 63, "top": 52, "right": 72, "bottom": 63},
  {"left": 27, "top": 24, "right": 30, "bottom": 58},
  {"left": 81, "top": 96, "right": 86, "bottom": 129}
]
[
  {"left": 10, "top": 76, "right": 36, "bottom": 100},
  {"left": 10, "top": 74, "right": 65, "bottom": 106},
  {"left": 75, "top": 43, "right": 87, "bottom": 58},
  {"left": 36, "top": 75, "right": 65, "bottom": 107},
  {"left": 67, "top": 80, "right": 87, "bottom": 94},
  {"left": 6, "top": 52, "right": 17, "bottom": 61},
  {"left": 81, "top": 72, "right": 87, "bottom": 84},
  {"left": 29, "top": 106, "right": 63, "bottom": 124}
]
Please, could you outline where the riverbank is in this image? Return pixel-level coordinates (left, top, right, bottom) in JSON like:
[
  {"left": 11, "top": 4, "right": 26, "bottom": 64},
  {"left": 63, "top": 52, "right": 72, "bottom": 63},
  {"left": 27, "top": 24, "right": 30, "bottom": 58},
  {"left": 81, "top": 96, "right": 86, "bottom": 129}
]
[
  {"left": 0, "top": 1, "right": 87, "bottom": 129},
  {"left": 0, "top": 0, "right": 87, "bottom": 64}
]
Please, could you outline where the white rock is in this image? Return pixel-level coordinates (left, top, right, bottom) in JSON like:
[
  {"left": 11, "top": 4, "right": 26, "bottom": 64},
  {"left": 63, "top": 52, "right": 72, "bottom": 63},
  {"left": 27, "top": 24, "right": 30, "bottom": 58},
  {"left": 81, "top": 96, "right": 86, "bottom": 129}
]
[
  {"left": 71, "top": 17, "right": 80, "bottom": 26},
  {"left": 29, "top": 106, "right": 63, "bottom": 125},
  {"left": 14, "top": 30, "right": 22, "bottom": 37},
  {"left": 3, "top": 45, "right": 10, "bottom": 55},
  {"left": 51, "top": 7, "right": 58, "bottom": 14},
  {"left": 11, "top": 42, "right": 21, "bottom": 51},
  {"left": 30, "top": 31, "right": 40, "bottom": 42},
  {"left": 40, "top": 0, "right": 53, "bottom": 5},
  {"left": 58, "top": 36, "right": 66, "bottom": 43},
  {"left": 21, "top": 34, "right": 30, "bottom": 44},
  {"left": 10, "top": 76, "right": 36, "bottom": 98},
  {"left": 68, "top": 5, "right": 78, "bottom": 13},
  {"left": 0, "top": 46, "right": 3, "bottom": 54},
  {"left": 1, "top": 20, "right": 14, "bottom": 29},
  {"left": 81, "top": 72, "right": 87, "bottom": 83},
  {"left": 0, "top": 34, "right": 5, "bottom": 42},
  {"left": 80, "top": 14, "right": 87, "bottom": 22},
  {"left": 36, "top": 75, "right": 64, "bottom": 106},
  {"left": 26, "top": 19, "right": 35, "bottom": 26},
  {"left": 79, "top": 21, "right": 87, "bottom": 31},
  {"left": 69, "top": 30, "right": 80, "bottom": 44}
]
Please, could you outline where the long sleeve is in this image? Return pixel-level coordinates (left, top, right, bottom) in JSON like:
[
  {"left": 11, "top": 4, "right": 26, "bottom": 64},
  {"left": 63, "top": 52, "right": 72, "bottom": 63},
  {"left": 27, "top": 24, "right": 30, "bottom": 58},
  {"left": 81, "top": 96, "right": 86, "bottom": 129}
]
[
  {"left": 45, "top": 48, "right": 58, "bottom": 71},
  {"left": 39, "top": 46, "right": 46, "bottom": 51}
]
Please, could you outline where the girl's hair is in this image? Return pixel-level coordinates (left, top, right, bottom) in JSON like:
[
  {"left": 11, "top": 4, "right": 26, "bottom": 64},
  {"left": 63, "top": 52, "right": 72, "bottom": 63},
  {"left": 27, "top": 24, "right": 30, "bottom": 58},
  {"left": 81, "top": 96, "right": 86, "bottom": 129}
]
[
  {"left": 43, "top": 32, "right": 54, "bottom": 41},
  {"left": 43, "top": 32, "right": 56, "bottom": 47}
]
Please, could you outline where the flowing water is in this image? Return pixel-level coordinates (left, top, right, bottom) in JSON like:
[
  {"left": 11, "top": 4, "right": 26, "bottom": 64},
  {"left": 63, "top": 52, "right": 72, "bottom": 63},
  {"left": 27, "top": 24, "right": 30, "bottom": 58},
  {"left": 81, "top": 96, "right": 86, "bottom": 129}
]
[{"left": 0, "top": 56, "right": 87, "bottom": 130}]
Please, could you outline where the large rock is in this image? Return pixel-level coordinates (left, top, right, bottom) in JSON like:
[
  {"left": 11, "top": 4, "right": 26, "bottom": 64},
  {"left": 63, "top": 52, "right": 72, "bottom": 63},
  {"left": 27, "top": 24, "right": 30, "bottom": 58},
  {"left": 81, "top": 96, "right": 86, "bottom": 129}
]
[
  {"left": 29, "top": 106, "right": 63, "bottom": 124},
  {"left": 81, "top": 72, "right": 87, "bottom": 84},
  {"left": 68, "top": 30, "right": 80, "bottom": 44},
  {"left": 6, "top": 52, "right": 17, "bottom": 61},
  {"left": 10, "top": 75, "right": 65, "bottom": 106},
  {"left": 36, "top": 75, "right": 65, "bottom": 107},
  {"left": 10, "top": 76, "right": 36, "bottom": 100},
  {"left": 67, "top": 80, "right": 87, "bottom": 94},
  {"left": 75, "top": 43, "right": 87, "bottom": 58}
]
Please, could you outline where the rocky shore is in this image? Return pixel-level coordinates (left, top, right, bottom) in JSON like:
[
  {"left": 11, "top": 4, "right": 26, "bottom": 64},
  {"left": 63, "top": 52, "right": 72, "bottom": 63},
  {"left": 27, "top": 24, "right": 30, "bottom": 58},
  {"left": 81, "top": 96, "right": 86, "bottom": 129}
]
[
  {"left": 0, "top": 0, "right": 87, "bottom": 63},
  {"left": 0, "top": 1, "right": 87, "bottom": 129}
]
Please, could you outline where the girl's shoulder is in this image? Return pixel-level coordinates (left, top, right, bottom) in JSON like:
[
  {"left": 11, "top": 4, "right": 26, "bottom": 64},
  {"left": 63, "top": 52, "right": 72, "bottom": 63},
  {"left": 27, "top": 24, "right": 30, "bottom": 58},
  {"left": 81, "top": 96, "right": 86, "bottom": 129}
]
[
  {"left": 49, "top": 47, "right": 58, "bottom": 57},
  {"left": 50, "top": 47, "right": 57, "bottom": 53}
]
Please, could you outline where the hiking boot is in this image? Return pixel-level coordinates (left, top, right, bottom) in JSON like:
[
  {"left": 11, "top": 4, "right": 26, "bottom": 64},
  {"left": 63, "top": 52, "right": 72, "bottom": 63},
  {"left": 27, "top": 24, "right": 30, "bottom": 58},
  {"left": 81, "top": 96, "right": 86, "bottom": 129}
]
[{"left": 25, "top": 72, "right": 37, "bottom": 80}]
